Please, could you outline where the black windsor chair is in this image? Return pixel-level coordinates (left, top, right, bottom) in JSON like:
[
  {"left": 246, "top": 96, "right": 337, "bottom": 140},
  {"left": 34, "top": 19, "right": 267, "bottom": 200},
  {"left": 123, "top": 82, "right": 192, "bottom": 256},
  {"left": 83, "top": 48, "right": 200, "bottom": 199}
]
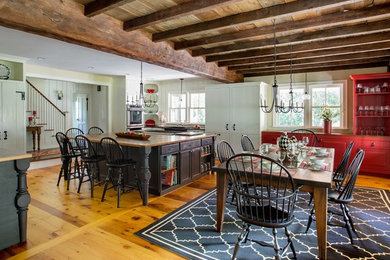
[
  {"left": 241, "top": 135, "right": 256, "bottom": 152},
  {"left": 289, "top": 129, "right": 319, "bottom": 147},
  {"left": 88, "top": 126, "right": 104, "bottom": 134},
  {"left": 75, "top": 135, "right": 105, "bottom": 197},
  {"left": 66, "top": 128, "right": 85, "bottom": 151},
  {"left": 56, "top": 132, "right": 82, "bottom": 191},
  {"left": 227, "top": 153, "right": 300, "bottom": 259},
  {"left": 216, "top": 140, "right": 236, "bottom": 203},
  {"left": 100, "top": 137, "right": 143, "bottom": 208},
  {"left": 305, "top": 149, "right": 365, "bottom": 244}
]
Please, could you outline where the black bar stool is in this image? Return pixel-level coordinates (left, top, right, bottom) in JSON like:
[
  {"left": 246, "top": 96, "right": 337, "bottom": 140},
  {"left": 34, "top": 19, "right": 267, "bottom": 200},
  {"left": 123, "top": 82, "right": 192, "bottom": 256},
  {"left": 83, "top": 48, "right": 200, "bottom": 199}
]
[
  {"left": 100, "top": 137, "right": 143, "bottom": 208},
  {"left": 55, "top": 132, "right": 81, "bottom": 191},
  {"left": 75, "top": 135, "right": 105, "bottom": 197}
]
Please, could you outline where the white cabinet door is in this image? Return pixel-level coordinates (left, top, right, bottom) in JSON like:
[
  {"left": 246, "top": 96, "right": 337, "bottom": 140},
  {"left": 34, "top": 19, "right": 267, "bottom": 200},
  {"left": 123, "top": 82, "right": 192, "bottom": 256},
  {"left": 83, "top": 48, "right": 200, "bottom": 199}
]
[
  {"left": 0, "top": 81, "right": 26, "bottom": 152},
  {"left": 205, "top": 86, "right": 230, "bottom": 134},
  {"left": 230, "top": 84, "right": 260, "bottom": 135}
]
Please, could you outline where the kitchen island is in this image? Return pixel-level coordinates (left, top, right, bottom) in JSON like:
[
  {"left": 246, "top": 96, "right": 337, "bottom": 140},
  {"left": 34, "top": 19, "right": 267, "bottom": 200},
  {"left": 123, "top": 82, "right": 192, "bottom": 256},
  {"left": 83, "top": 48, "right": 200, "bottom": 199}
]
[
  {"left": 0, "top": 149, "right": 31, "bottom": 250},
  {"left": 86, "top": 132, "right": 217, "bottom": 205}
]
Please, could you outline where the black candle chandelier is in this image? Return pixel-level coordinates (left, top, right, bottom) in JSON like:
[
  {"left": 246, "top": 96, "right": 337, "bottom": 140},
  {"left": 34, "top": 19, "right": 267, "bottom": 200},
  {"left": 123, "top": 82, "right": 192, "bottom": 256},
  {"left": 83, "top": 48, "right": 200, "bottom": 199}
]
[
  {"left": 259, "top": 21, "right": 303, "bottom": 114},
  {"left": 130, "top": 62, "right": 156, "bottom": 108}
]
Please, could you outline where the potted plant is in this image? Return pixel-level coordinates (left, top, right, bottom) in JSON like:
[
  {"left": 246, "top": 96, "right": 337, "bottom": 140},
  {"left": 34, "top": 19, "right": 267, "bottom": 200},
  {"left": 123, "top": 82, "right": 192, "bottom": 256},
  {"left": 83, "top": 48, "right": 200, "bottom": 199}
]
[{"left": 320, "top": 107, "right": 338, "bottom": 134}]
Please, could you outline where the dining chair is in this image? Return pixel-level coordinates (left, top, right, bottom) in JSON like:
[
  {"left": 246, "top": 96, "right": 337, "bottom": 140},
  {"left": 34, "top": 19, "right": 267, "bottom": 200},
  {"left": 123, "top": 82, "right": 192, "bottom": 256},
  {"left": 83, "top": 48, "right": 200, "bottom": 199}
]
[
  {"left": 289, "top": 129, "right": 319, "bottom": 147},
  {"left": 227, "top": 153, "right": 300, "bottom": 259},
  {"left": 305, "top": 149, "right": 365, "bottom": 244},
  {"left": 55, "top": 132, "right": 81, "bottom": 191},
  {"left": 75, "top": 135, "right": 105, "bottom": 197},
  {"left": 88, "top": 126, "right": 104, "bottom": 134},
  {"left": 308, "top": 141, "right": 354, "bottom": 205},
  {"left": 100, "top": 137, "right": 142, "bottom": 208},
  {"left": 216, "top": 140, "right": 236, "bottom": 203},
  {"left": 66, "top": 128, "right": 85, "bottom": 151},
  {"left": 241, "top": 135, "right": 255, "bottom": 152}
]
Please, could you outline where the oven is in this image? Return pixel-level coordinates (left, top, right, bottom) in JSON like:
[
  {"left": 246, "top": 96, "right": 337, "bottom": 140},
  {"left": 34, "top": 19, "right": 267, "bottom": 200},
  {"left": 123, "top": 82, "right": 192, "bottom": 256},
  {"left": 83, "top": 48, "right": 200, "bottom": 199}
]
[{"left": 126, "top": 106, "right": 143, "bottom": 130}]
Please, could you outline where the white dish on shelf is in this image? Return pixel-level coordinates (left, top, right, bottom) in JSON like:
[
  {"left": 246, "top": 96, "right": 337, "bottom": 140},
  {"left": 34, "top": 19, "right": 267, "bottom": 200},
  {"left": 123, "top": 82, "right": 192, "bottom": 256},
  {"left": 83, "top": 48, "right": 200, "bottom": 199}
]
[
  {"left": 144, "top": 93, "right": 158, "bottom": 103},
  {"left": 144, "top": 104, "right": 158, "bottom": 114}
]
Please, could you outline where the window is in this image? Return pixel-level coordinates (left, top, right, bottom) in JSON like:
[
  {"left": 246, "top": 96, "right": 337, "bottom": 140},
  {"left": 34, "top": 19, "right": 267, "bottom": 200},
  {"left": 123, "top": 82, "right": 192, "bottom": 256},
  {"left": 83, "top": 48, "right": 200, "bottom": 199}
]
[
  {"left": 273, "top": 81, "right": 345, "bottom": 129},
  {"left": 168, "top": 91, "right": 205, "bottom": 124}
]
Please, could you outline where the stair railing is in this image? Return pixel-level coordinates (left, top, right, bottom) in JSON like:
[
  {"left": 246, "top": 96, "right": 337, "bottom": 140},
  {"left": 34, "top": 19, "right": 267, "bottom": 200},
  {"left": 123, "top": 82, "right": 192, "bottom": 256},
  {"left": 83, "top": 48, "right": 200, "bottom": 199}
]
[{"left": 26, "top": 80, "right": 66, "bottom": 137}]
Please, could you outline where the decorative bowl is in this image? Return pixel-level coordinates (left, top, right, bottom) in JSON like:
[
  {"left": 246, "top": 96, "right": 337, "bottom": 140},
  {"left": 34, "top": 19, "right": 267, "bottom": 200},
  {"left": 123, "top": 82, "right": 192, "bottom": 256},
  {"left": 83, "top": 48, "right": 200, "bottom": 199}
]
[{"left": 115, "top": 132, "right": 151, "bottom": 140}]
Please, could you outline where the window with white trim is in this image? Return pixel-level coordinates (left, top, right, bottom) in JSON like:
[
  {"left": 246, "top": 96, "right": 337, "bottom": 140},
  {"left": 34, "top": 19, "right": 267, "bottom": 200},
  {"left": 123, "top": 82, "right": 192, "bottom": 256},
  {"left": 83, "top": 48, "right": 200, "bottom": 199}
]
[
  {"left": 168, "top": 91, "right": 205, "bottom": 124},
  {"left": 273, "top": 81, "right": 345, "bottom": 129}
]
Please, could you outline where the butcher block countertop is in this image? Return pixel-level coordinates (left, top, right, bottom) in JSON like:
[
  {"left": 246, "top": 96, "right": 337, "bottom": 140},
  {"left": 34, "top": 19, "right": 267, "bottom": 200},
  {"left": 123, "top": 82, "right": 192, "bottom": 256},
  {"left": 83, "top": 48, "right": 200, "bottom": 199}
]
[
  {"left": 0, "top": 149, "right": 31, "bottom": 163},
  {"left": 85, "top": 132, "right": 217, "bottom": 147}
]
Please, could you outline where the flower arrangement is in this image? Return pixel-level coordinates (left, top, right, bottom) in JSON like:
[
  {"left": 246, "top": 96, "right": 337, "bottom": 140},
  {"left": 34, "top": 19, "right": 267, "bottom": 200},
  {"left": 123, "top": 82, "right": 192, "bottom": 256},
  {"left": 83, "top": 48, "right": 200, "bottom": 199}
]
[{"left": 320, "top": 107, "right": 338, "bottom": 122}]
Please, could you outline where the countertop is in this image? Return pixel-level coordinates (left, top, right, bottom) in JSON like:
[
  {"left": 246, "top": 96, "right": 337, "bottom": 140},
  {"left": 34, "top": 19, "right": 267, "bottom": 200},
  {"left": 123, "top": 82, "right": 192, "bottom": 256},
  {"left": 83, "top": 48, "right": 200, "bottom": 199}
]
[
  {"left": 0, "top": 149, "right": 32, "bottom": 163},
  {"left": 85, "top": 132, "right": 217, "bottom": 147}
]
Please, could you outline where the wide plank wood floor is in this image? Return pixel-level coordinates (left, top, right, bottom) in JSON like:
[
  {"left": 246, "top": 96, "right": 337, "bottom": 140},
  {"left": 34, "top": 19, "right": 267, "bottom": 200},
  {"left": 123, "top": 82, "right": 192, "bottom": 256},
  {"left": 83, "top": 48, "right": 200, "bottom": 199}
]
[{"left": 0, "top": 163, "right": 389, "bottom": 259}]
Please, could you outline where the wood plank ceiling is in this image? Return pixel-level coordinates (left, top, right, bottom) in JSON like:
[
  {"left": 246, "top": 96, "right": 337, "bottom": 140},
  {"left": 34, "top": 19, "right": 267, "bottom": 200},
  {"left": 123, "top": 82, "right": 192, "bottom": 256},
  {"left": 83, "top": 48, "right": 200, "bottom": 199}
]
[
  {"left": 76, "top": 0, "right": 390, "bottom": 78},
  {"left": 2, "top": 0, "right": 390, "bottom": 81}
]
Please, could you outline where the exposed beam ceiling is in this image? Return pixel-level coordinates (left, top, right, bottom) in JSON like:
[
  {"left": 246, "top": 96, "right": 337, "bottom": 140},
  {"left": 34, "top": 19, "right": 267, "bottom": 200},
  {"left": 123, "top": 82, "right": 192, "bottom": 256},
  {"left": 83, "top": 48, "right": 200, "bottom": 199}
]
[
  {"left": 174, "top": 4, "right": 390, "bottom": 50},
  {"left": 1, "top": 0, "right": 389, "bottom": 78},
  {"left": 124, "top": 0, "right": 242, "bottom": 32},
  {"left": 152, "top": 0, "right": 356, "bottom": 42}
]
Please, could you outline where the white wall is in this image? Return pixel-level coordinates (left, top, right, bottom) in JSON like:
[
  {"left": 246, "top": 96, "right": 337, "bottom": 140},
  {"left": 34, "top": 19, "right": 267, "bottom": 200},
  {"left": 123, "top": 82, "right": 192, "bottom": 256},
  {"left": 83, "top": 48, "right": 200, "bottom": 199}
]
[
  {"left": 245, "top": 66, "right": 388, "bottom": 133},
  {"left": 111, "top": 76, "right": 127, "bottom": 132}
]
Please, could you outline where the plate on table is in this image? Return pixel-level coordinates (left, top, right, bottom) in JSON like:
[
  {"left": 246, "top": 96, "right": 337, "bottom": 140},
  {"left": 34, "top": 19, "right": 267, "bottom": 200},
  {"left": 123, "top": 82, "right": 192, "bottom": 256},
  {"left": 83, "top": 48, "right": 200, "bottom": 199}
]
[
  {"left": 115, "top": 132, "right": 150, "bottom": 140},
  {"left": 309, "top": 166, "right": 323, "bottom": 172}
]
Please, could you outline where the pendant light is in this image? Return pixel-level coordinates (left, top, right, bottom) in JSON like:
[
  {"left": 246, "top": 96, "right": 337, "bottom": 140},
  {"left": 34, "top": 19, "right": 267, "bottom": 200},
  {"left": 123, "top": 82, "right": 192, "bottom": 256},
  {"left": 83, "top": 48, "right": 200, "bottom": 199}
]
[
  {"left": 134, "top": 62, "right": 156, "bottom": 108},
  {"left": 259, "top": 24, "right": 303, "bottom": 114}
]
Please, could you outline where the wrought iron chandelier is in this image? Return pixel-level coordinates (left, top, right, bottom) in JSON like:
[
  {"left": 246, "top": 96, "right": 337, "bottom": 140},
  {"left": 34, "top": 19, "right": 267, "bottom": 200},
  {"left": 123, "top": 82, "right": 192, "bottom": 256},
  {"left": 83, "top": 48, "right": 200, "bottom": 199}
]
[{"left": 259, "top": 21, "right": 303, "bottom": 113}]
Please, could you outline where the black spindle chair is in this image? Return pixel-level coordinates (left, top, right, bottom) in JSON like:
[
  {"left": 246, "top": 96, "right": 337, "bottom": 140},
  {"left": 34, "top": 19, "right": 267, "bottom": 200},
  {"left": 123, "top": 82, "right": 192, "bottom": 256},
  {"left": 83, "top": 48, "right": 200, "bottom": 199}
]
[
  {"left": 306, "top": 149, "right": 365, "bottom": 244},
  {"left": 66, "top": 128, "right": 85, "bottom": 151},
  {"left": 75, "top": 135, "right": 105, "bottom": 197},
  {"left": 216, "top": 140, "right": 236, "bottom": 202},
  {"left": 56, "top": 132, "right": 81, "bottom": 191},
  {"left": 100, "top": 137, "right": 142, "bottom": 208},
  {"left": 289, "top": 129, "right": 319, "bottom": 147},
  {"left": 88, "top": 126, "right": 104, "bottom": 134},
  {"left": 241, "top": 135, "right": 255, "bottom": 152},
  {"left": 227, "top": 153, "right": 300, "bottom": 259},
  {"left": 333, "top": 141, "right": 354, "bottom": 190}
]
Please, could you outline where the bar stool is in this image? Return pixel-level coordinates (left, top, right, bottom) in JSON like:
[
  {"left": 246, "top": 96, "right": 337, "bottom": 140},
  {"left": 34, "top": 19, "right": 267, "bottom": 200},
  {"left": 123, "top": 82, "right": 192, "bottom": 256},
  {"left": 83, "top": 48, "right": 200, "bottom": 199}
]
[
  {"left": 88, "top": 126, "right": 104, "bottom": 134},
  {"left": 100, "top": 137, "right": 143, "bottom": 208},
  {"left": 75, "top": 135, "right": 105, "bottom": 197},
  {"left": 55, "top": 132, "right": 81, "bottom": 191}
]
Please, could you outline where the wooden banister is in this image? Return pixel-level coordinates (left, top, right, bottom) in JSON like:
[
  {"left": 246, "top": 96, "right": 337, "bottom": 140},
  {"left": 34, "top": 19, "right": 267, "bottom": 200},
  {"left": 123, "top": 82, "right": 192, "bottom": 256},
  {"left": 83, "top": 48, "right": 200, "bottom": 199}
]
[{"left": 26, "top": 80, "right": 66, "bottom": 117}]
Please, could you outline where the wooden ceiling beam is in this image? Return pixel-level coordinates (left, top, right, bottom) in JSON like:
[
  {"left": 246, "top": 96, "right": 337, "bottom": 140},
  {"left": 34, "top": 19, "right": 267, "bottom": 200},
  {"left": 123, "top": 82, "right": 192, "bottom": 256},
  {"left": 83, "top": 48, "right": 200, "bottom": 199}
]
[
  {"left": 244, "top": 62, "right": 388, "bottom": 77},
  {"left": 192, "top": 20, "right": 390, "bottom": 57},
  {"left": 152, "top": 0, "right": 356, "bottom": 42},
  {"left": 0, "top": 0, "right": 242, "bottom": 83},
  {"left": 85, "top": 0, "right": 135, "bottom": 17},
  {"left": 238, "top": 57, "right": 390, "bottom": 74},
  {"left": 123, "top": 0, "right": 243, "bottom": 31},
  {"left": 209, "top": 31, "right": 390, "bottom": 64},
  {"left": 175, "top": 4, "right": 390, "bottom": 50},
  {"left": 228, "top": 48, "right": 390, "bottom": 71}
]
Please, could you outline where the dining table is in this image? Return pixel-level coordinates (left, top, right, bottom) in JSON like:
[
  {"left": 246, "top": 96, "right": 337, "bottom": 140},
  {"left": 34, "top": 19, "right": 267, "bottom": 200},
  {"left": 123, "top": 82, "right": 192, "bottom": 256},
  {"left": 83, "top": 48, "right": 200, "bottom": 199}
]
[{"left": 212, "top": 146, "right": 334, "bottom": 260}]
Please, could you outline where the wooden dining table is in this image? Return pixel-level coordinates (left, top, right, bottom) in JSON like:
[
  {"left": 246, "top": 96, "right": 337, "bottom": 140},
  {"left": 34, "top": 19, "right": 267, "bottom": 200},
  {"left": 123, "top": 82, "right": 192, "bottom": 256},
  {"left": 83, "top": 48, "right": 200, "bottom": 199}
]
[{"left": 212, "top": 147, "right": 334, "bottom": 260}]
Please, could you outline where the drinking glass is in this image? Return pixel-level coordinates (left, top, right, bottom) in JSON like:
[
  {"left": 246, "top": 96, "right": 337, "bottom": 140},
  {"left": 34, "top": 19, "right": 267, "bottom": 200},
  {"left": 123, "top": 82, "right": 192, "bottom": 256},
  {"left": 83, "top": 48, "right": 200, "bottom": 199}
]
[
  {"left": 358, "top": 106, "right": 363, "bottom": 116},
  {"left": 287, "top": 150, "right": 295, "bottom": 168},
  {"left": 276, "top": 151, "right": 286, "bottom": 165},
  {"left": 382, "top": 82, "right": 389, "bottom": 93},
  {"left": 356, "top": 83, "right": 363, "bottom": 93},
  {"left": 364, "top": 105, "right": 369, "bottom": 116},
  {"left": 302, "top": 136, "right": 309, "bottom": 148},
  {"left": 385, "top": 106, "right": 390, "bottom": 116},
  {"left": 369, "top": 106, "right": 375, "bottom": 116}
]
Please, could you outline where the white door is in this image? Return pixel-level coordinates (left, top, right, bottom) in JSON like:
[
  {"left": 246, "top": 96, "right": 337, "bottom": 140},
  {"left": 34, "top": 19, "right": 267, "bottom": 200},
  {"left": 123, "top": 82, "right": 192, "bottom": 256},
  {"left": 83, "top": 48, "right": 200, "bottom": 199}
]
[
  {"left": 0, "top": 81, "right": 26, "bottom": 152},
  {"left": 73, "top": 94, "right": 88, "bottom": 133}
]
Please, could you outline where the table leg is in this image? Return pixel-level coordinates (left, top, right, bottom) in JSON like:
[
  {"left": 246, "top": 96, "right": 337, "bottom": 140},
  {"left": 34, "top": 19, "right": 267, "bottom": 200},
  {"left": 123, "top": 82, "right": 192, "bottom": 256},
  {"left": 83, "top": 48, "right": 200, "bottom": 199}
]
[
  {"left": 216, "top": 170, "right": 227, "bottom": 232},
  {"left": 138, "top": 147, "right": 151, "bottom": 206},
  {"left": 314, "top": 186, "right": 328, "bottom": 260},
  {"left": 32, "top": 131, "right": 36, "bottom": 151},
  {"left": 37, "top": 131, "right": 41, "bottom": 151}
]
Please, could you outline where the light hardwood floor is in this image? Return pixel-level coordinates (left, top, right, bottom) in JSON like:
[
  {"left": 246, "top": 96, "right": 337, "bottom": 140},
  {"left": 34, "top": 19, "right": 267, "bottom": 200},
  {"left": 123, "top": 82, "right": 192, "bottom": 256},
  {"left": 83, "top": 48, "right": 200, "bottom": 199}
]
[{"left": 0, "top": 163, "right": 389, "bottom": 259}]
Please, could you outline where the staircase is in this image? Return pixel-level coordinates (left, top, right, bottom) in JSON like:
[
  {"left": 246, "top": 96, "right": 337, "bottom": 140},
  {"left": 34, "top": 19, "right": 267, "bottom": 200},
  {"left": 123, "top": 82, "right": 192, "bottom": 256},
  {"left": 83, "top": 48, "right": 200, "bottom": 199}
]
[{"left": 26, "top": 80, "right": 66, "bottom": 137}]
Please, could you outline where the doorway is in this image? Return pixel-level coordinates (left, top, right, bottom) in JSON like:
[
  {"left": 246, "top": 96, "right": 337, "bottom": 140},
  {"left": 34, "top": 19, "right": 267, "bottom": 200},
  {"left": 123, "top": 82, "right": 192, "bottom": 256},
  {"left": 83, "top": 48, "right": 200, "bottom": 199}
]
[{"left": 73, "top": 93, "right": 88, "bottom": 133}]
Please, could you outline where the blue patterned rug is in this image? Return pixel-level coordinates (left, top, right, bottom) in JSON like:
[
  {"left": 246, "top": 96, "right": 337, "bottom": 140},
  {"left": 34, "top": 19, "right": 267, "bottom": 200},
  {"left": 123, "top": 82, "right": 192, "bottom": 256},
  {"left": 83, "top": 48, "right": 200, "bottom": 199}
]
[{"left": 135, "top": 187, "right": 390, "bottom": 259}]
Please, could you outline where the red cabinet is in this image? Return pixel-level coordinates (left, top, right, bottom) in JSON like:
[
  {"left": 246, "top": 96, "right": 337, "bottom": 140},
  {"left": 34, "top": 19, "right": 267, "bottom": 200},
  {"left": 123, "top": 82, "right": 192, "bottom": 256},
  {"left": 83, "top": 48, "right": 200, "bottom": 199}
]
[
  {"left": 350, "top": 73, "right": 390, "bottom": 136},
  {"left": 261, "top": 131, "right": 390, "bottom": 176}
]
